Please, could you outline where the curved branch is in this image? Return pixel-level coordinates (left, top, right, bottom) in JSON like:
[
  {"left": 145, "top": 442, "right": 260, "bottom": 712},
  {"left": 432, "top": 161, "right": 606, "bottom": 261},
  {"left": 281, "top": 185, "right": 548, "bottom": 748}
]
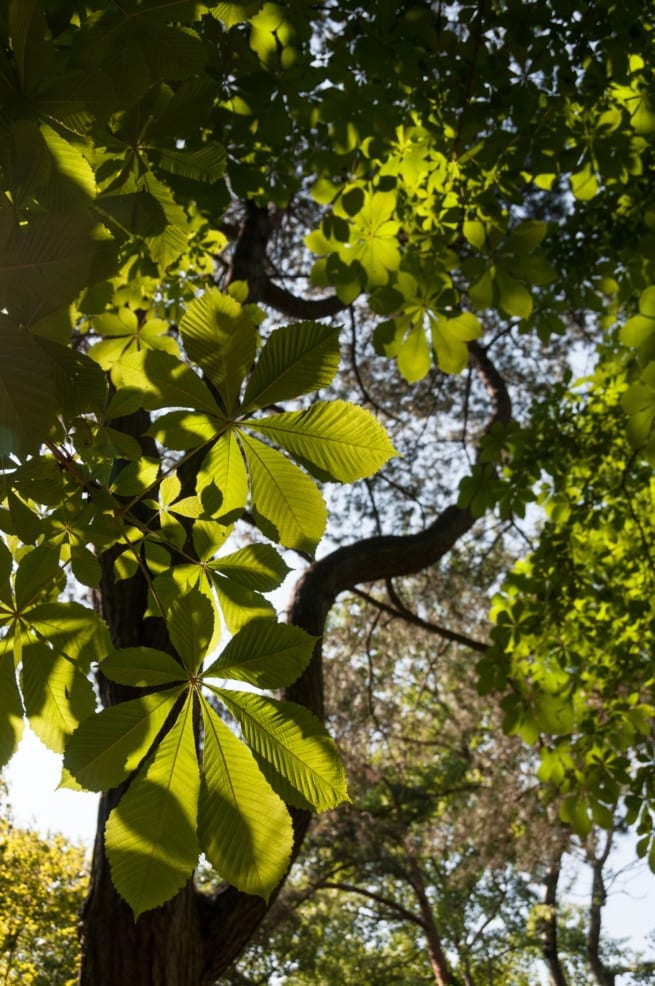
[
  {"left": 318, "top": 880, "right": 426, "bottom": 929},
  {"left": 286, "top": 337, "right": 510, "bottom": 712},
  {"left": 227, "top": 202, "right": 347, "bottom": 320},
  {"left": 261, "top": 277, "right": 346, "bottom": 319}
]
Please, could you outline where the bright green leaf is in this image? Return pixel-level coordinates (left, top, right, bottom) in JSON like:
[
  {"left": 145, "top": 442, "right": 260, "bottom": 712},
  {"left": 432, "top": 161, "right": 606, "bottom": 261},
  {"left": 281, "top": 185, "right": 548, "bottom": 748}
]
[
  {"left": 101, "top": 647, "right": 188, "bottom": 687},
  {"left": 198, "top": 697, "right": 293, "bottom": 900},
  {"left": 239, "top": 432, "right": 327, "bottom": 554},
  {"left": 64, "top": 688, "right": 183, "bottom": 791},
  {"left": 495, "top": 267, "right": 533, "bottom": 319},
  {"left": 203, "top": 619, "right": 315, "bottom": 688},
  {"left": 218, "top": 690, "right": 349, "bottom": 812},
  {"left": 22, "top": 641, "right": 95, "bottom": 753},
  {"left": 167, "top": 589, "right": 214, "bottom": 673},
  {"left": 430, "top": 311, "right": 482, "bottom": 374},
  {"left": 196, "top": 430, "right": 248, "bottom": 525},
  {"left": 242, "top": 400, "right": 397, "bottom": 483},
  {"left": 212, "top": 543, "right": 290, "bottom": 591},
  {"left": 179, "top": 287, "right": 258, "bottom": 413},
  {"left": 211, "top": 575, "right": 274, "bottom": 633},
  {"left": 396, "top": 322, "right": 431, "bottom": 383},
  {"left": 0, "top": 647, "right": 24, "bottom": 768},
  {"left": 108, "top": 350, "right": 221, "bottom": 417},
  {"left": 241, "top": 322, "right": 342, "bottom": 413},
  {"left": 105, "top": 695, "right": 200, "bottom": 919}
]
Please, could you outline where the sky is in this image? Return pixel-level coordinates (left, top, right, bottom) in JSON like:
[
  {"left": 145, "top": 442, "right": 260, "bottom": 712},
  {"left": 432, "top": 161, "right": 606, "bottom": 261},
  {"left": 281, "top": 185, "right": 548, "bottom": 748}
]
[
  {"left": 5, "top": 725, "right": 655, "bottom": 982},
  {"left": 6, "top": 727, "right": 98, "bottom": 844}
]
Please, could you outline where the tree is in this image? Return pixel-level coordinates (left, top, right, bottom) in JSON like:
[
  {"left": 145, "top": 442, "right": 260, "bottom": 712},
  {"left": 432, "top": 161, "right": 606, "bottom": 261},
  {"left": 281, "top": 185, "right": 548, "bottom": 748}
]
[
  {"left": 0, "top": 779, "right": 87, "bottom": 986},
  {"left": 228, "top": 583, "right": 655, "bottom": 986},
  {"left": 0, "top": 2, "right": 654, "bottom": 984}
]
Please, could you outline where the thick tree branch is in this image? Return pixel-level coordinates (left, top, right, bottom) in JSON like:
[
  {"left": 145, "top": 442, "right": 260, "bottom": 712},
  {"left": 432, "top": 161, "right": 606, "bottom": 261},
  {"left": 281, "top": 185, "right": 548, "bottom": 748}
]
[
  {"left": 227, "top": 202, "right": 348, "bottom": 319},
  {"left": 261, "top": 278, "right": 346, "bottom": 319}
]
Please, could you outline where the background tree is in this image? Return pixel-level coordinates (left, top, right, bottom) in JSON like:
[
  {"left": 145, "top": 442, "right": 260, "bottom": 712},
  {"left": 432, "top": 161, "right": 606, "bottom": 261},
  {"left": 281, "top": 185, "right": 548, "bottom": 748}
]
[
  {"left": 228, "top": 583, "right": 655, "bottom": 986},
  {"left": 0, "top": 3, "right": 654, "bottom": 985},
  {"left": 0, "top": 780, "right": 87, "bottom": 986}
]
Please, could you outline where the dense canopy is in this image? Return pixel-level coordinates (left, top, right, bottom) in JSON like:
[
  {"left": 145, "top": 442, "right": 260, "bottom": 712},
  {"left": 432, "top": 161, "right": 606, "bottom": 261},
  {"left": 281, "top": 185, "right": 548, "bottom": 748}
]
[{"left": 0, "top": 1, "right": 654, "bottom": 983}]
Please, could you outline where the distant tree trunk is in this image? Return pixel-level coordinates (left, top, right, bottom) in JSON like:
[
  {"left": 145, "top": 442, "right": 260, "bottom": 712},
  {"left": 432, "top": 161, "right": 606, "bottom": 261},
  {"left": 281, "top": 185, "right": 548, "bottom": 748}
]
[
  {"left": 540, "top": 857, "right": 569, "bottom": 986},
  {"left": 406, "top": 849, "right": 452, "bottom": 986},
  {"left": 586, "top": 833, "right": 616, "bottom": 986}
]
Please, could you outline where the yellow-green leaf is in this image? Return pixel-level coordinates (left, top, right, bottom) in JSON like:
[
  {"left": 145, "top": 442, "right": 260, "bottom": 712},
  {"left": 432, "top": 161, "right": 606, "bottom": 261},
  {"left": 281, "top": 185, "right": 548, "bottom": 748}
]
[
  {"left": 199, "top": 697, "right": 293, "bottom": 900},
  {"left": 105, "top": 695, "right": 200, "bottom": 919}
]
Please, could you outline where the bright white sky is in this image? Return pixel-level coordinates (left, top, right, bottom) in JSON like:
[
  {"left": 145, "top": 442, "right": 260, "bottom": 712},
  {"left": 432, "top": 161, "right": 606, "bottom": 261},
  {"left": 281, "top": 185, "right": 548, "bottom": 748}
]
[
  {"left": 5, "top": 726, "right": 655, "bottom": 981},
  {"left": 6, "top": 727, "right": 98, "bottom": 843}
]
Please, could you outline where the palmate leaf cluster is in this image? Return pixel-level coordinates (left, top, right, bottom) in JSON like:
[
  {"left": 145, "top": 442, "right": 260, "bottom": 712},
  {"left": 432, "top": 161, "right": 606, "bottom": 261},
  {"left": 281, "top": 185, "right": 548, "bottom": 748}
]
[
  {"left": 0, "top": 288, "right": 395, "bottom": 915},
  {"left": 65, "top": 590, "right": 349, "bottom": 913}
]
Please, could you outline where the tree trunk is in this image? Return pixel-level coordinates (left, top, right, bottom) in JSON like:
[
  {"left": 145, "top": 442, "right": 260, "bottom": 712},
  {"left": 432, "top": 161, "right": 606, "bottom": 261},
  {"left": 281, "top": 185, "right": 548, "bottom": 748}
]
[
  {"left": 80, "top": 813, "right": 206, "bottom": 985},
  {"left": 540, "top": 858, "right": 569, "bottom": 986},
  {"left": 587, "top": 833, "right": 616, "bottom": 986},
  {"left": 406, "top": 850, "right": 452, "bottom": 986}
]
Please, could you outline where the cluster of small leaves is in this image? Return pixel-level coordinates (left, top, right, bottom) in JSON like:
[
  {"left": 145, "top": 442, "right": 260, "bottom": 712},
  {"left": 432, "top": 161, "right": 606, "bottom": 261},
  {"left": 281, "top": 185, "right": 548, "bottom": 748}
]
[
  {"left": 0, "top": 0, "right": 238, "bottom": 457},
  {"left": 0, "top": 780, "right": 87, "bottom": 985},
  {"left": 476, "top": 362, "right": 655, "bottom": 862},
  {"left": 303, "top": 7, "right": 655, "bottom": 381}
]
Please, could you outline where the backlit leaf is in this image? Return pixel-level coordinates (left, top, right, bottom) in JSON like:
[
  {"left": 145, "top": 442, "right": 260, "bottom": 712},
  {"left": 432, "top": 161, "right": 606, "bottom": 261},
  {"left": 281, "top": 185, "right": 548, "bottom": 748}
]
[
  {"left": 203, "top": 619, "right": 315, "bottom": 688},
  {"left": 167, "top": 589, "right": 214, "bottom": 673},
  {"left": 101, "top": 647, "right": 188, "bottom": 687},
  {"left": 179, "top": 288, "right": 258, "bottom": 413},
  {"left": 238, "top": 432, "right": 327, "bottom": 554},
  {"left": 243, "top": 401, "right": 397, "bottom": 483},
  {"left": 218, "top": 690, "right": 349, "bottom": 812},
  {"left": 241, "top": 322, "right": 342, "bottom": 413},
  {"left": 22, "top": 641, "right": 95, "bottom": 753},
  {"left": 105, "top": 694, "right": 200, "bottom": 919},
  {"left": 0, "top": 646, "right": 24, "bottom": 768},
  {"left": 64, "top": 688, "right": 184, "bottom": 791},
  {"left": 196, "top": 430, "right": 248, "bottom": 525},
  {"left": 108, "top": 350, "right": 221, "bottom": 417},
  {"left": 211, "top": 543, "right": 290, "bottom": 591},
  {"left": 199, "top": 697, "right": 293, "bottom": 900},
  {"left": 430, "top": 311, "right": 482, "bottom": 374}
]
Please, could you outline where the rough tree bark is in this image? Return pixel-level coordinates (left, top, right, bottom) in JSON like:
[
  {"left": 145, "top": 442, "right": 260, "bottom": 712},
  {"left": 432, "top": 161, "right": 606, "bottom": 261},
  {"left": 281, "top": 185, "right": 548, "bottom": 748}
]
[{"left": 78, "top": 202, "right": 511, "bottom": 986}]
